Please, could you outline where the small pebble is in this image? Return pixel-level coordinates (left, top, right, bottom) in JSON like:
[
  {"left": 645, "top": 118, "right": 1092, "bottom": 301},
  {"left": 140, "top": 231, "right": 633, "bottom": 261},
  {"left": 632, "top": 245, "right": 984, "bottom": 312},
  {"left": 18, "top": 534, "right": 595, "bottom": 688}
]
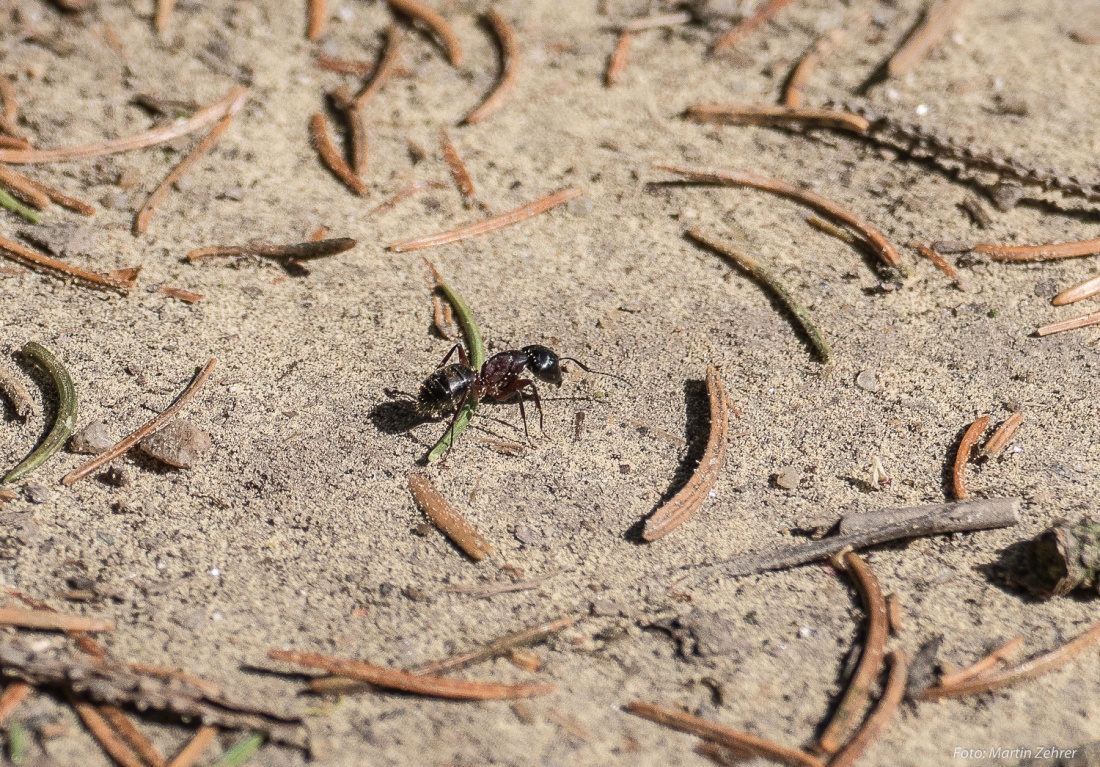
[
  {"left": 138, "top": 420, "right": 211, "bottom": 468},
  {"left": 100, "top": 191, "right": 131, "bottom": 210},
  {"left": 69, "top": 420, "right": 115, "bottom": 454},
  {"left": 775, "top": 466, "right": 802, "bottom": 490},
  {"left": 100, "top": 466, "right": 131, "bottom": 488},
  {"left": 855, "top": 370, "right": 880, "bottom": 392},
  {"left": 24, "top": 483, "right": 53, "bottom": 504}
]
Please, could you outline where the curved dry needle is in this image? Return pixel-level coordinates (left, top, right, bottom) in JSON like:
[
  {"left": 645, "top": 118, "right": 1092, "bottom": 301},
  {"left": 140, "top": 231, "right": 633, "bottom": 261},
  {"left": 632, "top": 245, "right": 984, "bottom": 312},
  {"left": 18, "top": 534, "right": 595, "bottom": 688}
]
[{"left": 3, "top": 342, "right": 77, "bottom": 484}]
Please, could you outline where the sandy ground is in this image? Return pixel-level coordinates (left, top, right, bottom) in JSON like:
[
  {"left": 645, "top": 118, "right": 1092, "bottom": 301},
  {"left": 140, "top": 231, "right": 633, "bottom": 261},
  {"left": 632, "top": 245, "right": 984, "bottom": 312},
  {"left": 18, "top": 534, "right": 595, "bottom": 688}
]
[{"left": 1, "top": 0, "right": 1099, "bottom": 765}]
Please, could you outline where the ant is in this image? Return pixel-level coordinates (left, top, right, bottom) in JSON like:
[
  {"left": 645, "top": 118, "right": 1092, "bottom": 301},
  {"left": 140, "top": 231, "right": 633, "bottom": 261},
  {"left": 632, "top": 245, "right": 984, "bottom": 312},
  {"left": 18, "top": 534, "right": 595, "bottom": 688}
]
[{"left": 416, "top": 343, "right": 626, "bottom": 445}]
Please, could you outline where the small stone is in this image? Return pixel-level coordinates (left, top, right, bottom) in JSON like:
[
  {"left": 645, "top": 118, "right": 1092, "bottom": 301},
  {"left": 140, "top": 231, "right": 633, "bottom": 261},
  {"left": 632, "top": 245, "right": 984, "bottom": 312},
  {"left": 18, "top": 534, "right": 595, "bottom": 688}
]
[
  {"left": 100, "top": 191, "right": 131, "bottom": 210},
  {"left": 138, "top": 420, "right": 211, "bottom": 468},
  {"left": 618, "top": 464, "right": 631, "bottom": 474},
  {"left": 24, "top": 483, "right": 53, "bottom": 504},
  {"left": 855, "top": 370, "right": 880, "bottom": 392},
  {"left": 69, "top": 420, "right": 115, "bottom": 454},
  {"left": 775, "top": 466, "right": 802, "bottom": 490}
]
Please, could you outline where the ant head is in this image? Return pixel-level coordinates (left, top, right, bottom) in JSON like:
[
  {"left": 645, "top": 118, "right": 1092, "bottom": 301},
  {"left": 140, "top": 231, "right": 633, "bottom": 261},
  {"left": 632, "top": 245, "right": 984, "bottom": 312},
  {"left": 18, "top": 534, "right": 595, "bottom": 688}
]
[{"left": 521, "top": 345, "right": 564, "bottom": 386}]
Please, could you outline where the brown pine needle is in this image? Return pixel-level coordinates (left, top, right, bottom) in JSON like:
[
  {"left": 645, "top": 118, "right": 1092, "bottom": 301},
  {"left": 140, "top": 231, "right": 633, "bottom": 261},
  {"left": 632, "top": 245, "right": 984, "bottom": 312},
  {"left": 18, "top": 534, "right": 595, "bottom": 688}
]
[
  {"left": 887, "top": 0, "right": 967, "bottom": 78},
  {"left": 315, "top": 56, "right": 375, "bottom": 76},
  {"left": 0, "top": 76, "right": 20, "bottom": 125},
  {"left": 816, "top": 553, "right": 888, "bottom": 755},
  {"left": 369, "top": 181, "right": 440, "bottom": 215},
  {"left": 938, "top": 636, "right": 1024, "bottom": 688},
  {"left": 309, "top": 112, "right": 367, "bottom": 195},
  {"left": 408, "top": 472, "right": 493, "bottom": 560},
  {"left": 643, "top": 366, "right": 729, "bottom": 541},
  {"left": 159, "top": 286, "right": 204, "bottom": 303},
  {"left": 981, "top": 412, "right": 1023, "bottom": 459},
  {"left": 388, "top": 187, "right": 581, "bottom": 251},
  {"left": 712, "top": 0, "right": 795, "bottom": 53},
  {"left": 18, "top": 172, "right": 96, "bottom": 215},
  {"left": 784, "top": 26, "right": 847, "bottom": 107},
  {"left": 134, "top": 110, "right": 239, "bottom": 234},
  {"left": 623, "top": 701, "right": 823, "bottom": 767},
  {"left": 973, "top": 236, "right": 1100, "bottom": 262},
  {"left": 685, "top": 104, "right": 869, "bottom": 134},
  {"left": 656, "top": 164, "right": 902, "bottom": 270},
  {"left": 0, "top": 163, "right": 51, "bottom": 208},
  {"left": 61, "top": 358, "right": 217, "bottom": 486},
  {"left": 914, "top": 242, "right": 959, "bottom": 278},
  {"left": 1036, "top": 309, "right": 1100, "bottom": 337},
  {"left": 462, "top": 10, "right": 520, "bottom": 124},
  {"left": 827, "top": 651, "right": 908, "bottom": 767},
  {"left": 0, "top": 135, "right": 31, "bottom": 151},
  {"left": 99, "top": 705, "right": 166, "bottom": 767},
  {"left": 0, "top": 683, "right": 31, "bottom": 726},
  {"left": 166, "top": 726, "right": 218, "bottom": 767},
  {"left": 1053, "top": 273, "right": 1100, "bottom": 305},
  {"left": 307, "top": 0, "right": 326, "bottom": 40},
  {"left": 268, "top": 649, "right": 555, "bottom": 699},
  {"left": 886, "top": 593, "right": 903, "bottom": 635},
  {"left": 155, "top": 0, "right": 175, "bottom": 34},
  {"left": 605, "top": 31, "right": 634, "bottom": 87},
  {"left": 0, "top": 87, "right": 247, "bottom": 165},
  {"left": 921, "top": 621, "right": 1100, "bottom": 700},
  {"left": 351, "top": 25, "right": 403, "bottom": 111},
  {"left": 0, "top": 234, "right": 133, "bottom": 292},
  {"left": 388, "top": 0, "right": 463, "bottom": 67},
  {"left": 186, "top": 238, "right": 355, "bottom": 263},
  {"left": 685, "top": 228, "right": 832, "bottom": 362},
  {"left": 439, "top": 127, "right": 477, "bottom": 201},
  {"left": 69, "top": 696, "right": 146, "bottom": 767},
  {"left": 952, "top": 414, "right": 989, "bottom": 500}
]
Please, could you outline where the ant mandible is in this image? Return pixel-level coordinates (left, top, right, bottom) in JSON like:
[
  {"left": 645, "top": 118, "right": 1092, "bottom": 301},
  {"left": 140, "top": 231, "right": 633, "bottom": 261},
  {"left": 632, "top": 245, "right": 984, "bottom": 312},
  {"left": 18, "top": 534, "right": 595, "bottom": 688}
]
[{"left": 416, "top": 343, "right": 625, "bottom": 443}]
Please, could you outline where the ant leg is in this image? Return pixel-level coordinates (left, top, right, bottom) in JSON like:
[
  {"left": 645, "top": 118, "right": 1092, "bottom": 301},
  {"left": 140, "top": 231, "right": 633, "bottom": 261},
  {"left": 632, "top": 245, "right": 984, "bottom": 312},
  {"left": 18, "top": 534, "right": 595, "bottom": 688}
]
[
  {"left": 438, "top": 343, "right": 469, "bottom": 368},
  {"left": 443, "top": 388, "right": 471, "bottom": 457},
  {"left": 499, "top": 379, "right": 543, "bottom": 440}
]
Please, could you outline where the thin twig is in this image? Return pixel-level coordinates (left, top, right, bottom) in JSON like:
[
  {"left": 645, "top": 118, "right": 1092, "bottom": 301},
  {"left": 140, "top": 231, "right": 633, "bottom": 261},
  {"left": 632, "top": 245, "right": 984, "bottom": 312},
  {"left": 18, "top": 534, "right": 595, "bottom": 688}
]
[
  {"left": 166, "top": 726, "right": 219, "bottom": 767},
  {"left": 973, "top": 236, "right": 1100, "bottom": 262},
  {"left": 656, "top": 164, "right": 902, "bottom": 270},
  {"left": 914, "top": 242, "right": 959, "bottom": 278},
  {"left": 887, "top": 0, "right": 967, "bottom": 78},
  {"left": 315, "top": 56, "right": 374, "bottom": 76},
  {"left": 61, "top": 358, "right": 216, "bottom": 486},
  {"left": 3, "top": 342, "right": 77, "bottom": 484},
  {"left": 388, "top": 0, "right": 463, "bottom": 66},
  {"left": 423, "top": 260, "right": 486, "bottom": 461},
  {"left": 0, "top": 683, "right": 31, "bottom": 726},
  {"left": 1053, "top": 273, "right": 1100, "bottom": 305},
  {"left": 643, "top": 366, "right": 729, "bottom": 541},
  {"left": 309, "top": 112, "right": 366, "bottom": 195},
  {"left": 981, "top": 412, "right": 1022, "bottom": 459},
  {"left": 268, "top": 649, "right": 555, "bottom": 699},
  {"left": 712, "top": 0, "right": 795, "bottom": 53},
  {"left": 937, "top": 636, "right": 1023, "bottom": 688},
  {"left": 462, "top": 10, "right": 520, "bottom": 124},
  {"left": 0, "top": 87, "right": 247, "bottom": 165},
  {"left": 69, "top": 696, "right": 146, "bottom": 767},
  {"left": 408, "top": 472, "right": 494, "bottom": 560},
  {"left": 186, "top": 239, "right": 355, "bottom": 263},
  {"left": 622, "top": 701, "right": 823, "bottom": 767},
  {"left": 784, "top": 26, "right": 847, "bottom": 107},
  {"left": 686, "top": 228, "right": 832, "bottom": 362},
  {"left": 389, "top": 187, "right": 582, "bottom": 251},
  {"left": 0, "top": 164, "right": 51, "bottom": 208},
  {"left": 920, "top": 621, "right": 1100, "bottom": 700},
  {"left": 439, "top": 127, "right": 477, "bottom": 202},
  {"left": 307, "top": 0, "right": 326, "bottom": 40},
  {"left": 100, "top": 705, "right": 167, "bottom": 767},
  {"left": 952, "top": 414, "right": 989, "bottom": 500},
  {"left": 0, "top": 606, "right": 113, "bottom": 632},
  {"left": 684, "top": 497, "right": 1020, "bottom": 580},
  {"left": 134, "top": 111, "right": 238, "bottom": 234},
  {"left": 605, "top": 31, "right": 634, "bottom": 87},
  {"left": 827, "top": 651, "right": 908, "bottom": 767},
  {"left": 816, "top": 553, "right": 888, "bottom": 755},
  {"left": 1036, "top": 309, "right": 1100, "bottom": 337},
  {"left": 684, "top": 104, "right": 869, "bottom": 134},
  {"left": 155, "top": 0, "right": 176, "bottom": 34},
  {"left": 15, "top": 169, "right": 96, "bottom": 214}
]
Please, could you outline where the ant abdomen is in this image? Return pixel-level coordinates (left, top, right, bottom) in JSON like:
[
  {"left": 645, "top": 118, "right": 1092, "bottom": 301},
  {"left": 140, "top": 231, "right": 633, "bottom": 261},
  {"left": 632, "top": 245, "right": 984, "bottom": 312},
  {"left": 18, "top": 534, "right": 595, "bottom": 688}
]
[{"left": 416, "top": 363, "right": 476, "bottom": 415}]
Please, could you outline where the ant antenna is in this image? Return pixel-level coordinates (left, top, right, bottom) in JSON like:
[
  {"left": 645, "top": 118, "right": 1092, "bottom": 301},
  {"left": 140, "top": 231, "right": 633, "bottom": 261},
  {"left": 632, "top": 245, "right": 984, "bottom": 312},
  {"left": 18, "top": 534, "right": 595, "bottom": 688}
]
[{"left": 559, "top": 357, "right": 631, "bottom": 385}]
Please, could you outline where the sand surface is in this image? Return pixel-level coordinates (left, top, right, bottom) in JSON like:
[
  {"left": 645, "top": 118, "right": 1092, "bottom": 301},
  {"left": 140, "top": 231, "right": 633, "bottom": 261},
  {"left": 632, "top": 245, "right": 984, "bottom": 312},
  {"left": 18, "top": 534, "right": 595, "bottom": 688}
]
[{"left": 1, "top": 0, "right": 1099, "bottom": 765}]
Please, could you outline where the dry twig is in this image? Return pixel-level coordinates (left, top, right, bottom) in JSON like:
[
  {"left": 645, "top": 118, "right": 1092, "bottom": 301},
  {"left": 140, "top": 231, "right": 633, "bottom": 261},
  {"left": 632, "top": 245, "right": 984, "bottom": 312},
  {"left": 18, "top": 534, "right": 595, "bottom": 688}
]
[
  {"left": 643, "top": 366, "right": 729, "bottom": 541},
  {"left": 685, "top": 104, "right": 869, "bottom": 134},
  {"left": 952, "top": 414, "right": 989, "bottom": 500},
  {"left": 70, "top": 696, "right": 146, "bottom": 767},
  {"left": 439, "top": 127, "right": 478, "bottom": 202},
  {"left": 463, "top": 10, "right": 519, "bottom": 124},
  {"left": 388, "top": 0, "right": 463, "bottom": 66},
  {"left": 656, "top": 164, "right": 902, "bottom": 270},
  {"left": 100, "top": 704, "right": 167, "bottom": 767},
  {"left": 166, "top": 726, "right": 219, "bottom": 767},
  {"left": 186, "top": 238, "right": 355, "bottom": 264},
  {"left": 1053, "top": 273, "right": 1100, "bottom": 306},
  {"left": 62, "top": 358, "right": 216, "bottom": 485},
  {"left": 816, "top": 553, "right": 888, "bottom": 755},
  {"left": 887, "top": 0, "right": 967, "bottom": 78},
  {"left": 408, "top": 473, "right": 493, "bottom": 560},
  {"left": 0, "top": 164, "right": 50, "bottom": 208},
  {"left": 389, "top": 187, "right": 582, "bottom": 251},
  {"left": 712, "top": 0, "right": 795, "bottom": 53},
  {"left": 307, "top": 0, "right": 326, "bottom": 40},
  {"left": 1036, "top": 310, "right": 1100, "bottom": 337},
  {"left": 0, "top": 87, "right": 247, "bottom": 165},
  {"left": 0, "top": 234, "right": 133, "bottom": 292},
  {"left": 937, "top": 636, "right": 1023, "bottom": 688},
  {"left": 982, "top": 412, "right": 1023, "bottom": 459},
  {"left": 914, "top": 242, "right": 959, "bottom": 278},
  {"left": 828, "top": 651, "right": 908, "bottom": 767}
]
